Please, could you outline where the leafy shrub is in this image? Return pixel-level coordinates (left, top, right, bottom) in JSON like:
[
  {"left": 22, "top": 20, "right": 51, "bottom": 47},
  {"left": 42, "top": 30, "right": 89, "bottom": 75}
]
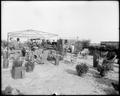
[
  {"left": 25, "top": 52, "right": 33, "bottom": 61},
  {"left": 97, "top": 62, "right": 112, "bottom": 77},
  {"left": 59, "top": 55, "right": 63, "bottom": 60},
  {"left": 25, "top": 61, "right": 34, "bottom": 72},
  {"left": 97, "top": 64, "right": 102, "bottom": 72},
  {"left": 103, "top": 62, "right": 113, "bottom": 71},
  {"left": 2, "top": 86, "right": 13, "bottom": 95},
  {"left": 12, "top": 59, "right": 23, "bottom": 68},
  {"left": 97, "top": 65, "right": 107, "bottom": 77},
  {"left": 1, "top": 40, "right": 8, "bottom": 48},
  {"left": 47, "top": 54, "right": 55, "bottom": 61},
  {"left": 25, "top": 55, "right": 29, "bottom": 61},
  {"left": 74, "top": 41, "right": 83, "bottom": 53},
  {"left": 81, "top": 40, "right": 90, "bottom": 48},
  {"left": 76, "top": 63, "right": 89, "bottom": 76}
]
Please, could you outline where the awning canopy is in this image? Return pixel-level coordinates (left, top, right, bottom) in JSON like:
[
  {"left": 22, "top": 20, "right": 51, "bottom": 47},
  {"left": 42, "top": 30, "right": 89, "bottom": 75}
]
[{"left": 8, "top": 29, "right": 58, "bottom": 40}]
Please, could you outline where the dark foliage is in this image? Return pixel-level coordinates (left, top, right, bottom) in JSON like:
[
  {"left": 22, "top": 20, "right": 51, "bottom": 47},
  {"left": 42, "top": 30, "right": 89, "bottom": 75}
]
[
  {"left": 25, "top": 61, "right": 35, "bottom": 72},
  {"left": 111, "top": 82, "right": 119, "bottom": 91},
  {"left": 81, "top": 40, "right": 90, "bottom": 48},
  {"left": 12, "top": 59, "right": 23, "bottom": 68},
  {"left": 47, "top": 55, "right": 56, "bottom": 61},
  {"left": 97, "top": 61, "right": 113, "bottom": 77},
  {"left": 76, "top": 63, "right": 89, "bottom": 76},
  {"left": 1, "top": 40, "right": 8, "bottom": 48}
]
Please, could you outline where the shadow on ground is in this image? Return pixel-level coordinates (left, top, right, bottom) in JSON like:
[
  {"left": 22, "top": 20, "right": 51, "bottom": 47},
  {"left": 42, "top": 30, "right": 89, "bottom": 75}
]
[
  {"left": 65, "top": 69, "right": 78, "bottom": 76},
  {"left": 95, "top": 77, "right": 118, "bottom": 87},
  {"left": 102, "top": 88, "right": 119, "bottom": 95},
  {"left": 88, "top": 69, "right": 100, "bottom": 78}
]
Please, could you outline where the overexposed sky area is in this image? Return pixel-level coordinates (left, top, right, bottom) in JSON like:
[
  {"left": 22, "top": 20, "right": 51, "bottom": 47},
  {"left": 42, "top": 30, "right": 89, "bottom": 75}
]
[{"left": 1, "top": 1, "right": 119, "bottom": 43}]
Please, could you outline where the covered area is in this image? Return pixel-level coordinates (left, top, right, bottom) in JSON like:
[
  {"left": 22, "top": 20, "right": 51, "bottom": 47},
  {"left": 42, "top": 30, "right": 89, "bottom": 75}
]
[
  {"left": 6, "top": 29, "right": 59, "bottom": 55},
  {"left": 7, "top": 29, "right": 58, "bottom": 41}
]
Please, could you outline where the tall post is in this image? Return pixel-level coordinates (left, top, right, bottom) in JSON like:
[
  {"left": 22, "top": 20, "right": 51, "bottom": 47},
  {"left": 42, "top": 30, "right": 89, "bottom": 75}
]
[
  {"left": 55, "top": 35, "right": 60, "bottom": 65},
  {"left": 7, "top": 33, "right": 9, "bottom": 67}
]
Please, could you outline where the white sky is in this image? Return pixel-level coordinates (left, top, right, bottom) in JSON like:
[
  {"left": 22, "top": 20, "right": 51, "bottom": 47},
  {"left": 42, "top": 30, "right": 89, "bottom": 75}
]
[{"left": 1, "top": 1, "right": 119, "bottom": 43}]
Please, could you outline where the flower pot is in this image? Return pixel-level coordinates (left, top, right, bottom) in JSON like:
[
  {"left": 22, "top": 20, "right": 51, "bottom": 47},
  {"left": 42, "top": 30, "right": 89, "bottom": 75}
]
[
  {"left": 11, "top": 66, "right": 25, "bottom": 79},
  {"left": 3, "top": 59, "right": 9, "bottom": 68}
]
